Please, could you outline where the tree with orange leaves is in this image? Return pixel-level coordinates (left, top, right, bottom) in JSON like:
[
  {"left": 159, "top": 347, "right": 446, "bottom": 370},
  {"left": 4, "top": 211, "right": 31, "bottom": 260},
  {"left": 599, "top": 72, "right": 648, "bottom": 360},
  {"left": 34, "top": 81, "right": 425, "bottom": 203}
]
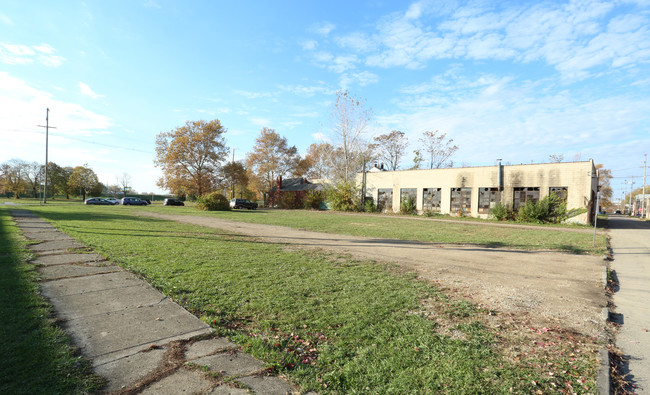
[{"left": 155, "top": 120, "right": 229, "bottom": 197}]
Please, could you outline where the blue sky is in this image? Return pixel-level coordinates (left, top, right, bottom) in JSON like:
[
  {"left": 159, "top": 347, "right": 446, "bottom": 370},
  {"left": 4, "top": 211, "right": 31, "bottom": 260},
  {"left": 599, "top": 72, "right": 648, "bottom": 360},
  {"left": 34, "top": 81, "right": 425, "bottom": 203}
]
[{"left": 1, "top": 0, "right": 649, "bottom": 200}]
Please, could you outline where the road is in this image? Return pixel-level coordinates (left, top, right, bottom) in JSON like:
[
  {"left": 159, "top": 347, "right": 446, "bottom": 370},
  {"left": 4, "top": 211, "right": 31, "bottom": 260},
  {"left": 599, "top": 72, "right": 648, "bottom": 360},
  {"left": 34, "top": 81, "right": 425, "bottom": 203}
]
[{"left": 609, "top": 214, "right": 650, "bottom": 393}]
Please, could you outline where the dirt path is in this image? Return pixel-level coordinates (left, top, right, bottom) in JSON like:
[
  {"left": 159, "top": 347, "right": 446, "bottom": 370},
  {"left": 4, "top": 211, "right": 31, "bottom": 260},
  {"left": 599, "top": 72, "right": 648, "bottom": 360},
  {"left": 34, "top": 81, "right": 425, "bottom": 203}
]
[{"left": 139, "top": 212, "right": 607, "bottom": 337}]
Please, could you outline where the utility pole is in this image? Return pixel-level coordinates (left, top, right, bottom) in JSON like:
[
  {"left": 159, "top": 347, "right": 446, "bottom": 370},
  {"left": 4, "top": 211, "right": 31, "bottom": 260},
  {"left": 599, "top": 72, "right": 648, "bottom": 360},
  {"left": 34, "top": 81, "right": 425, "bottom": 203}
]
[
  {"left": 630, "top": 176, "right": 634, "bottom": 216},
  {"left": 643, "top": 153, "right": 647, "bottom": 218},
  {"left": 37, "top": 108, "right": 56, "bottom": 204},
  {"left": 231, "top": 148, "right": 236, "bottom": 199}
]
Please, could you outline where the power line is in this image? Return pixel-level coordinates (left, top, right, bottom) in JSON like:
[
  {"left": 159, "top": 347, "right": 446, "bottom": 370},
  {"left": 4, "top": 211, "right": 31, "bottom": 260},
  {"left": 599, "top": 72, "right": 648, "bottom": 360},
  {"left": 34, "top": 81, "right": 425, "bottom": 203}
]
[{"left": 1, "top": 127, "right": 154, "bottom": 155}]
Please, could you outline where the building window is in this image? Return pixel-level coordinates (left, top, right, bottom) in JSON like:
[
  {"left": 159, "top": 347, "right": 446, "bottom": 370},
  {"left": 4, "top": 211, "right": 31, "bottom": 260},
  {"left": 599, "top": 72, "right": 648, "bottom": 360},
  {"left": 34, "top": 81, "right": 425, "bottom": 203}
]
[
  {"left": 478, "top": 187, "right": 501, "bottom": 214},
  {"left": 377, "top": 188, "right": 393, "bottom": 212},
  {"left": 549, "top": 187, "right": 568, "bottom": 202},
  {"left": 422, "top": 188, "right": 442, "bottom": 212},
  {"left": 400, "top": 188, "right": 417, "bottom": 209},
  {"left": 450, "top": 187, "right": 472, "bottom": 213},
  {"left": 513, "top": 187, "right": 540, "bottom": 210}
]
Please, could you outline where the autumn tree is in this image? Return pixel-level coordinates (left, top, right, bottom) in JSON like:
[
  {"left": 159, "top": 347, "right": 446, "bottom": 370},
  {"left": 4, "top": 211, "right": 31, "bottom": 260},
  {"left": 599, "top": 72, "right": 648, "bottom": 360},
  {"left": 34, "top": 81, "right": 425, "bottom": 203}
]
[
  {"left": 68, "top": 165, "right": 100, "bottom": 200},
  {"left": 221, "top": 161, "right": 249, "bottom": 199},
  {"left": 245, "top": 127, "right": 300, "bottom": 197},
  {"left": 0, "top": 160, "right": 27, "bottom": 198},
  {"left": 596, "top": 164, "right": 613, "bottom": 210},
  {"left": 330, "top": 90, "right": 372, "bottom": 182},
  {"left": 373, "top": 130, "right": 408, "bottom": 171},
  {"left": 303, "top": 142, "right": 337, "bottom": 180},
  {"left": 21, "top": 161, "right": 43, "bottom": 198},
  {"left": 417, "top": 130, "right": 458, "bottom": 169},
  {"left": 155, "top": 119, "right": 229, "bottom": 196}
]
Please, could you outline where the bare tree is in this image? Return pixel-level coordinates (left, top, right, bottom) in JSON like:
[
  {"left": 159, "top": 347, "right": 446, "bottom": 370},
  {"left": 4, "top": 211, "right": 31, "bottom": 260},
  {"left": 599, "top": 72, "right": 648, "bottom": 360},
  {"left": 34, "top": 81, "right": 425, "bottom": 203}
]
[
  {"left": 549, "top": 154, "right": 564, "bottom": 163},
  {"left": 119, "top": 173, "right": 132, "bottom": 197},
  {"left": 373, "top": 130, "right": 408, "bottom": 171},
  {"left": 330, "top": 90, "right": 372, "bottom": 182},
  {"left": 418, "top": 130, "right": 458, "bottom": 169}
]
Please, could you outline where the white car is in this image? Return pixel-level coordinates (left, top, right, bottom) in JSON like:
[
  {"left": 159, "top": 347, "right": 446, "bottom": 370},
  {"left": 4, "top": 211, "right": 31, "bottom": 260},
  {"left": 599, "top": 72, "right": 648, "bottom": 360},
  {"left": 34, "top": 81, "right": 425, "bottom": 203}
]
[{"left": 103, "top": 198, "right": 121, "bottom": 205}]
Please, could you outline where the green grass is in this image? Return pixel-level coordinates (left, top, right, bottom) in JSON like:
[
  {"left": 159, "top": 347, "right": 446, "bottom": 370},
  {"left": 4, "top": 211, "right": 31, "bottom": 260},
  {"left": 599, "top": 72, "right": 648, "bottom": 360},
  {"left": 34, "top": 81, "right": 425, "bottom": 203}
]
[
  {"left": 0, "top": 207, "right": 105, "bottom": 394},
  {"left": 143, "top": 206, "right": 607, "bottom": 254},
  {"left": 22, "top": 205, "right": 599, "bottom": 394}
]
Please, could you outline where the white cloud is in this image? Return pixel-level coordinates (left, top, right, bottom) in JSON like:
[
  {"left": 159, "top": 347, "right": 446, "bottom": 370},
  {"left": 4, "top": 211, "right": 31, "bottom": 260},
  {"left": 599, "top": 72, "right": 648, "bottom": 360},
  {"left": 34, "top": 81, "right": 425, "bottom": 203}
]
[
  {"left": 312, "top": 1, "right": 650, "bottom": 80},
  {"left": 387, "top": 74, "right": 650, "bottom": 169},
  {"left": 79, "top": 82, "right": 104, "bottom": 99},
  {"left": 0, "top": 42, "right": 65, "bottom": 66},
  {"left": 280, "top": 83, "right": 335, "bottom": 97},
  {"left": 312, "top": 132, "right": 330, "bottom": 142},
  {"left": 234, "top": 90, "right": 273, "bottom": 99},
  {"left": 311, "top": 22, "right": 336, "bottom": 35},
  {"left": 250, "top": 117, "right": 271, "bottom": 127},
  {"left": 339, "top": 71, "right": 379, "bottom": 89},
  {"left": 301, "top": 40, "right": 318, "bottom": 50},
  {"left": 328, "top": 55, "right": 358, "bottom": 73}
]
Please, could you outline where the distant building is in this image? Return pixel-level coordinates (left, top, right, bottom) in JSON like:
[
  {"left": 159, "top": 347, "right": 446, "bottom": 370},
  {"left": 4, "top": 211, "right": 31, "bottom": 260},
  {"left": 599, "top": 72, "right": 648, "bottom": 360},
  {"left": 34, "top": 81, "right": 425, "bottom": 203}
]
[
  {"left": 360, "top": 160, "right": 598, "bottom": 224},
  {"left": 268, "top": 176, "right": 323, "bottom": 207}
]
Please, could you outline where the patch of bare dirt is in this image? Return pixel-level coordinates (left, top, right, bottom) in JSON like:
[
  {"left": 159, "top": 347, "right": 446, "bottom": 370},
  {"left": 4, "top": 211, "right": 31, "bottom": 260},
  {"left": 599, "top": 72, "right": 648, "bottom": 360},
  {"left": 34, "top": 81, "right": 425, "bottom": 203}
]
[{"left": 140, "top": 212, "right": 607, "bottom": 339}]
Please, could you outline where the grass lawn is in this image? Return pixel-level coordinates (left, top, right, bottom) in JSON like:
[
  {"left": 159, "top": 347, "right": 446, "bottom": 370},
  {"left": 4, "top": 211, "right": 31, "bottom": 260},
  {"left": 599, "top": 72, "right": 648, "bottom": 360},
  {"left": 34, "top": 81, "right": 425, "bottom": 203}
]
[
  {"left": 0, "top": 207, "right": 105, "bottom": 394},
  {"left": 16, "top": 204, "right": 600, "bottom": 394},
  {"left": 144, "top": 206, "right": 607, "bottom": 255}
]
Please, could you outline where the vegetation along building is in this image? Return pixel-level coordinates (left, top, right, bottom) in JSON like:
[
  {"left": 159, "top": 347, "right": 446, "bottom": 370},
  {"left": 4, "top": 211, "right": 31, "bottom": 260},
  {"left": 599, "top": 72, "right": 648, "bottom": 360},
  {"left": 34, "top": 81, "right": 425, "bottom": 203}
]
[{"left": 361, "top": 160, "right": 598, "bottom": 224}]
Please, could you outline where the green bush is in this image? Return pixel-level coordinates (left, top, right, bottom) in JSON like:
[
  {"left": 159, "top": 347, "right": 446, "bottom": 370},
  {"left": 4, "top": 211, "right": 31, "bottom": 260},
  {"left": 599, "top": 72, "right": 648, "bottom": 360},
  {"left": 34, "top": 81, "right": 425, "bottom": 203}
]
[
  {"left": 516, "top": 193, "right": 567, "bottom": 224},
  {"left": 303, "top": 190, "right": 326, "bottom": 210},
  {"left": 400, "top": 196, "right": 417, "bottom": 215},
  {"left": 327, "top": 181, "right": 360, "bottom": 212},
  {"left": 364, "top": 198, "right": 377, "bottom": 213},
  {"left": 490, "top": 203, "right": 515, "bottom": 221},
  {"left": 196, "top": 192, "right": 230, "bottom": 211}
]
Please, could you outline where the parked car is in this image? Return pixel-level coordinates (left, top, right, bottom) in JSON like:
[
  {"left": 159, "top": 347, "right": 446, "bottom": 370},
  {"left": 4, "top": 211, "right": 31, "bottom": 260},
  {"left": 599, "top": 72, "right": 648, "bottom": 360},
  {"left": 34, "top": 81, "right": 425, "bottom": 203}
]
[
  {"left": 163, "top": 198, "right": 184, "bottom": 206},
  {"left": 85, "top": 197, "right": 112, "bottom": 205},
  {"left": 103, "top": 198, "right": 121, "bottom": 205},
  {"left": 229, "top": 198, "right": 258, "bottom": 210},
  {"left": 142, "top": 199, "right": 151, "bottom": 205},
  {"left": 615, "top": 210, "right": 622, "bottom": 214},
  {"left": 121, "top": 197, "right": 148, "bottom": 206}
]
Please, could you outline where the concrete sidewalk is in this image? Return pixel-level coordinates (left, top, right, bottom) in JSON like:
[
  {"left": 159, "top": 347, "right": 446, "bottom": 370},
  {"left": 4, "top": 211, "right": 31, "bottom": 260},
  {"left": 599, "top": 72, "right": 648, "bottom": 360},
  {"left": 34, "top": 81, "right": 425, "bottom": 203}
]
[{"left": 12, "top": 210, "right": 302, "bottom": 394}]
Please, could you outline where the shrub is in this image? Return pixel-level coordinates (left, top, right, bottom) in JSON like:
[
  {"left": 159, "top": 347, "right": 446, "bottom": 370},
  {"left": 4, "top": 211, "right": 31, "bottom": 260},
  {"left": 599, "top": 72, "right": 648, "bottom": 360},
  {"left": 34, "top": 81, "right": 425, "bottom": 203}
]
[
  {"left": 490, "top": 203, "right": 515, "bottom": 221},
  {"left": 196, "top": 192, "right": 230, "bottom": 211},
  {"left": 327, "top": 181, "right": 360, "bottom": 212},
  {"left": 364, "top": 198, "right": 377, "bottom": 213},
  {"left": 303, "top": 190, "right": 326, "bottom": 210},
  {"left": 516, "top": 193, "right": 567, "bottom": 224},
  {"left": 400, "top": 196, "right": 417, "bottom": 215}
]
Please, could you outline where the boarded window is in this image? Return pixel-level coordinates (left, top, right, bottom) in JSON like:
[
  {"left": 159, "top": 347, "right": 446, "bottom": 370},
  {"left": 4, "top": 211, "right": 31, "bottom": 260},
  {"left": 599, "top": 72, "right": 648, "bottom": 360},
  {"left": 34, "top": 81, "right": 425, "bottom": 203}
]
[
  {"left": 478, "top": 187, "right": 501, "bottom": 213},
  {"left": 377, "top": 188, "right": 393, "bottom": 212},
  {"left": 513, "top": 187, "right": 540, "bottom": 210},
  {"left": 400, "top": 188, "right": 417, "bottom": 207},
  {"left": 549, "top": 187, "right": 568, "bottom": 202},
  {"left": 422, "top": 188, "right": 442, "bottom": 212},
  {"left": 450, "top": 187, "right": 472, "bottom": 213}
]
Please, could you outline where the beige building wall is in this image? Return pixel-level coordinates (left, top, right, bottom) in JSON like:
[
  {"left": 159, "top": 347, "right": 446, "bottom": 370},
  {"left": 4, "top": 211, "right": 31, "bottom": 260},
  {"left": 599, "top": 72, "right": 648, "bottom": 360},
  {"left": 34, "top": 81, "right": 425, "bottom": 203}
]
[{"left": 361, "top": 160, "right": 597, "bottom": 224}]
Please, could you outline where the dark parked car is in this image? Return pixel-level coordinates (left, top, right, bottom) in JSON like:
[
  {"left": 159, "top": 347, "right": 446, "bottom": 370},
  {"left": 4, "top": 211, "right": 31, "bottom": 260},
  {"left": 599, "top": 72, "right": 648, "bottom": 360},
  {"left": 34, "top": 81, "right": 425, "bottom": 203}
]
[
  {"left": 229, "top": 198, "right": 258, "bottom": 210},
  {"left": 121, "top": 197, "right": 148, "bottom": 206},
  {"left": 615, "top": 210, "right": 622, "bottom": 214},
  {"left": 85, "top": 197, "right": 112, "bottom": 205},
  {"left": 164, "top": 198, "right": 184, "bottom": 206}
]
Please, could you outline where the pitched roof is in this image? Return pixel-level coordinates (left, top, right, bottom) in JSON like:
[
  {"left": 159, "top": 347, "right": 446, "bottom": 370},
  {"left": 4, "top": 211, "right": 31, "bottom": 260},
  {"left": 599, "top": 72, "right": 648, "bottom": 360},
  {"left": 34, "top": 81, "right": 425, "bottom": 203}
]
[{"left": 269, "top": 178, "right": 323, "bottom": 192}]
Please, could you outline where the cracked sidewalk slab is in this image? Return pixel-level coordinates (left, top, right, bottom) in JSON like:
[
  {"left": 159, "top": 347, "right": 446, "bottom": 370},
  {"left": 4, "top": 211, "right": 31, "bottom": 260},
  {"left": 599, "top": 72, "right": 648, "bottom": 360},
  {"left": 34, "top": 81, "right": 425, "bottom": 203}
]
[{"left": 10, "top": 210, "right": 305, "bottom": 394}]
